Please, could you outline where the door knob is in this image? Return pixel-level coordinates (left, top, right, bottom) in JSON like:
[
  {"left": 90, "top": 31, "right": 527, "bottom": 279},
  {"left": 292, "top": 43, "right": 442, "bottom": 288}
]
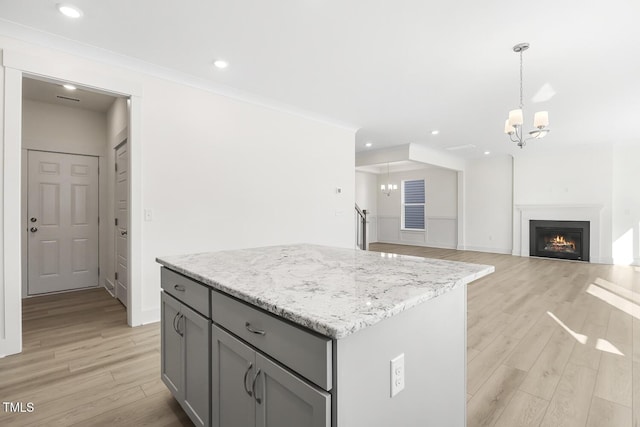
[
  {"left": 30, "top": 217, "right": 37, "bottom": 223},
  {"left": 121, "top": 230, "right": 127, "bottom": 236},
  {"left": 30, "top": 227, "right": 38, "bottom": 233}
]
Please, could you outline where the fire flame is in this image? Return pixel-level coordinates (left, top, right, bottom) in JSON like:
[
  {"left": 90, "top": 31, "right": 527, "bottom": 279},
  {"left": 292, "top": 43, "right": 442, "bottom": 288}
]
[
  {"left": 549, "top": 235, "right": 576, "bottom": 250},
  {"left": 552, "top": 235, "right": 566, "bottom": 244}
]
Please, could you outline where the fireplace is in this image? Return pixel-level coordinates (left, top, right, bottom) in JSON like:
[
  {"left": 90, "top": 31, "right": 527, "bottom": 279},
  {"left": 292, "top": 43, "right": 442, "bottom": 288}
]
[{"left": 529, "top": 220, "right": 590, "bottom": 262}]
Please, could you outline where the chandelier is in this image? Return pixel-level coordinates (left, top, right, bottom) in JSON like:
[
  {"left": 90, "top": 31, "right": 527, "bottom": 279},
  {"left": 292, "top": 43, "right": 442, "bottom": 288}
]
[
  {"left": 380, "top": 163, "right": 397, "bottom": 196},
  {"left": 504, "top": 43, "right": 550, "bottom": 148}
]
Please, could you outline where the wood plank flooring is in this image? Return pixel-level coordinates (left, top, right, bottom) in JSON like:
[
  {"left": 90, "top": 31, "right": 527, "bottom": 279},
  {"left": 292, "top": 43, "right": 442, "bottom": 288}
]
[
  {"left": 0, "top": 288, "right": 191, "bottom": 426},
  {"left": 370, "top": 243, "right": 639, "bottom": 427},
  {"left": 1, "top": 245, "right": 638, "bottom": 426}
]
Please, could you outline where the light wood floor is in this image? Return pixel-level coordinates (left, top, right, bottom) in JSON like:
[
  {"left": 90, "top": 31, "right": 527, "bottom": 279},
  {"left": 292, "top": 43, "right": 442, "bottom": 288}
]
[
  {"left": 0, "top": 288, "right": 191, "bottom": 426},
  {"left": 1, "top": 246, "right": 638, "bottom": 426},
  {"left": 371, "top": 243, "right": 639, "bottom": 427}
]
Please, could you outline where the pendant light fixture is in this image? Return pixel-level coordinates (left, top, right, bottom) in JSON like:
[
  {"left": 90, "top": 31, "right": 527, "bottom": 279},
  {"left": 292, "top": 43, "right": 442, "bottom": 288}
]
[
  {"left": 504, "top": 43, "right": 550, "bottom": 148},
  {"left": 380, "top": 163, "right": 397, "bottom": 196}
]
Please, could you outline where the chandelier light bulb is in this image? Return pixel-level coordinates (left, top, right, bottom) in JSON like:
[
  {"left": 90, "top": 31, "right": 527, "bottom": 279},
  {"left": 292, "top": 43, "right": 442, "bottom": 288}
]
[
  {"left": 380, "top": 163, "right": 397, "bottom": 196},
  {"left": 534, "top": 111, "right": 549, "bottom": 128},
  {"left": 508, "top": 109, "right": 524, "bottom": 127}
]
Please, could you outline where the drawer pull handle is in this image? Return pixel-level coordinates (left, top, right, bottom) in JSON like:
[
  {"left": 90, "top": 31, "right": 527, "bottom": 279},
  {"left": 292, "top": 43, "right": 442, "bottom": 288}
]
[
  {"left": 174, "top": 284, "right": 186, "bottom": 292},
  {"left": 251, "top": 369, "right": 262, "bottom": 404},
  {"left": 245, "top": 322, "right": 266, "bottom": 336},
  {"left": 243, "top": 363, "right": 254, "bottom": 397}
]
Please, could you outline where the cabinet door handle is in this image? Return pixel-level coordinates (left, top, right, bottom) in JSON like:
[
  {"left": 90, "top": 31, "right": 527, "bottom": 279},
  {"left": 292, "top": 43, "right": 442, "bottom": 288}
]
[
  {"left": 174, "top": 284, "right": 185, "bottom": 292},
  {"left": 251, "top": 369, "right": 262, "bottom": 404},
  {"left": 173, "top": 312, "right": 181, "bottom": 334},
  {"left": 175, "top": 313, "right": 184, "bottom": 337},
  {"left": 243, "top": 363, "right": 254, "bottom": 397},
  {"left": 245, "top": 322, "right": 266, "bottom": 336}
]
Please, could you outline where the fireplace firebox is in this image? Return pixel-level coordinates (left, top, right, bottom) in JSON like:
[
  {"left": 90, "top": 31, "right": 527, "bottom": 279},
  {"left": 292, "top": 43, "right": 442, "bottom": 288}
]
[{"left": 529, "top": 220, "right": 590, "bottom": 262}]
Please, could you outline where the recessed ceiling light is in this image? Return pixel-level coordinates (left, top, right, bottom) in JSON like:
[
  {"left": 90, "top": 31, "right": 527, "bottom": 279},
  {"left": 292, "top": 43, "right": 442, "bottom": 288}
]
[
  {"left": 484, "top": 151, "right": 491, "bottom": 155},
  {"left": 213, "top": 60, "right": 229, "bottom": 69},
  {"left": 57, "top": 3, "right": 83, "bottom": 18},
  {"left": 365, "top": 142, "right": 372, "bottom": 148},
  {"left": 431, "top": 130, "right": 440, "bottom": 135},
  {"left": 62, "top": 84, "right": 77, "bottom": 90}
]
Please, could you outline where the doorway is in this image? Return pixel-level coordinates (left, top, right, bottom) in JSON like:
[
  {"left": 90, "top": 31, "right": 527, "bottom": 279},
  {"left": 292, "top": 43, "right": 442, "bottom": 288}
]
[
  {"left": 26, "top": 150, "right": 100, "bottom": 295},
  {"left": 2, "top": 58, "right": 141, "bottom": 357},
  {"left": 19, "top": 78, "right": 129, "bottom": 310}
]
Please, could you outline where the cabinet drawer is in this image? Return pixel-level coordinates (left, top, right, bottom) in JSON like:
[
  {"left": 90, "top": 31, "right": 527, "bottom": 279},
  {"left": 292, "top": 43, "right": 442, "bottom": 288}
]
[
  {"left": 211, "top": 290, "right": 332, "bottom": 391},
  {"left": 161, "top": 267, "right": 210, "bottom": 318}
]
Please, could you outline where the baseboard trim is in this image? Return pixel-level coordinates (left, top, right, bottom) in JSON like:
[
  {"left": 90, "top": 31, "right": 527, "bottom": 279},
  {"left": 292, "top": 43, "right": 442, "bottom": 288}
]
[
  {"left": 375, "top": 239, "right": 457, "bottom": 250},
  {"left": 140, "top": 308, "right": 160, "bottom": 325},
  {"left": 462, "top": 245, "right": 512, "bottom": 255},
  {"left": 104, "top": 278, "right": 115, "bottom": 297}
]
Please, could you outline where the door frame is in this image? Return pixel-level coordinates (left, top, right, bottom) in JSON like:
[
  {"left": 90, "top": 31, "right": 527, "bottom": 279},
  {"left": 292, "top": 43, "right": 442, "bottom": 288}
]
[
  {"left": 1, "top": 49, "right": 143, "bottom": 356},
  {"left": 114, "top": 138, "right": 128, "bottom": 306},
  {"left": 24, "top": 149, "right": 101, "bottom": 297}
]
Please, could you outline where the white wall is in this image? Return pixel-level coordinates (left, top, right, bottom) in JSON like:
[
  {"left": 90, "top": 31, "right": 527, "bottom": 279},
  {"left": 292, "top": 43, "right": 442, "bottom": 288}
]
[
  {"left": 376, "top": 167, "right": 457, "bottom": 248},
  {"left": 612, "top": 143, "right": 640, "bottom": 265},
  {"left": 20, "top": 98, "right": 109, "bottom": 298},
  {"left": 0, "top": 36, "right": 355, "bottom": 356},
  {"left": 464, "top": 155, "right": 513, "bottom": 254},
  {"left": 513, "top": 144, "right": 613, "bottom": 263},
  {"left": 355, "top": 171, "right": 378, "bottom": 243},
  {"left": 22, "top": 99, "right": 107, "bottom": 155}
]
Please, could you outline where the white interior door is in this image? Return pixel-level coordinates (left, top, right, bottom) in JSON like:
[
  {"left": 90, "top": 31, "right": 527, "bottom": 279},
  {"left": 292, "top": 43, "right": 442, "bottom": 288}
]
[
  {"left": 27, "top": 150, "right": 99, "bottom": 295},
  {"left": 115, "top": 141, "right": 129, "bottom": 307}
]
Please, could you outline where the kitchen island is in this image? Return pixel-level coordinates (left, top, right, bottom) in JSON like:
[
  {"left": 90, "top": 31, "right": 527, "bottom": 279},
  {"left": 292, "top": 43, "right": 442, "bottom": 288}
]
[{"left": 157, "top": 244, "right": 494, "bottom": 427}]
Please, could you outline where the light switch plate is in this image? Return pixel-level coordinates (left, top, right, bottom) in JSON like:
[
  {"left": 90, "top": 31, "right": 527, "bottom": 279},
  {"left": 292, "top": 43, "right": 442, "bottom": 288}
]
[{"left": 390, "top": 353, "right": 405, "bottom": 397}]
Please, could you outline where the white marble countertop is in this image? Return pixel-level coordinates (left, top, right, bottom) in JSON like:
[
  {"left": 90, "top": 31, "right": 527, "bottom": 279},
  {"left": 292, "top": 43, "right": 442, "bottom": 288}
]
[{"left": 157, "top": 244, "right": 494, "bottom": 339}]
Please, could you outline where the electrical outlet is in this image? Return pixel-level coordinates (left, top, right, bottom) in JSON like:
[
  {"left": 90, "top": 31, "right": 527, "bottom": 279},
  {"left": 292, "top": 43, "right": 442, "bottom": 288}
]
[
  {"left": 144, "top": 209, "right": 153, "bottom": 222},
  {"left": 390, "top": 353, "right": 405, "bottom": 397}
]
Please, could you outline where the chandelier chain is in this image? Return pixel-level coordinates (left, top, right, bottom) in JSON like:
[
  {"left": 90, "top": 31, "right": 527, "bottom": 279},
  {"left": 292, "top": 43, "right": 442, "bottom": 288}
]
[{"left": 519, "top": 50, "right": 524, "bottom": 110}]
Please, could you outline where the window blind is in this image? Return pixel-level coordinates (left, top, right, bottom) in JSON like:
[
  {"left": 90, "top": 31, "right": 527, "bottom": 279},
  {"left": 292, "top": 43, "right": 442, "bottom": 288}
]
[{"left": 403, "top": 180, "right": 425, "bottom": 230}]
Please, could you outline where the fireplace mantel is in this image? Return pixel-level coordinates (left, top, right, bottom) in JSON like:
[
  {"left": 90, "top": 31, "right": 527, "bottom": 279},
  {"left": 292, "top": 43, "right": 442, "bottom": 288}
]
[{"left": 513, "top": 204, "right": 604, "bottom": 263}]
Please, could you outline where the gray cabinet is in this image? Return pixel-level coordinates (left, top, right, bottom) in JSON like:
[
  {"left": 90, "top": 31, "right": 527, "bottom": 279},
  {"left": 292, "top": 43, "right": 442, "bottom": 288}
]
[
  {"left": 161, "top": 291, "right": 182, "bottom": 396},
  {"left": 161, "top": 292, "right": 210, "bottom": 427},
  {"left": 212, "top": 324, "right": 330, "bottom": 427}
]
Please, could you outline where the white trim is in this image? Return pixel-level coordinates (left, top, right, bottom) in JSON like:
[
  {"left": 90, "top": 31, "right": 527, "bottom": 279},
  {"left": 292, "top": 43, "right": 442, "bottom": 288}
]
[
  {"left": 104, "top": 278, "right": 115, "bottom": 297},
  {"left": 128, "top": 96, "right": 142, "bottom": 326},
  {"left": 140, "top": 308, "right": 160, "bottom": 325},
  {"left": 376, "top": 240, "right": 458, "bottom": 250},
  {"left": 462, "top": 245, "right": 512, "bottom": 255},
  {"left": 457, "top": 171, "right": 465, "bottom": 252},
  {"left": 513, "top": 204, "right": 604, "bottom": 263},
  {"left": 2, "top": 48, "right": 141, "bottom": 97},
  {"left": 1, "top": 67, "right": 23, "bottom": 356}
]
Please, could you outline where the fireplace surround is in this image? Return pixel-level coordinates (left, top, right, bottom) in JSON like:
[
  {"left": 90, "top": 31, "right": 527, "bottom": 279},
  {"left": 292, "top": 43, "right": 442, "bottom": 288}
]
[{"left": 529, "top": 220, "right": 590, "bottom": 262}]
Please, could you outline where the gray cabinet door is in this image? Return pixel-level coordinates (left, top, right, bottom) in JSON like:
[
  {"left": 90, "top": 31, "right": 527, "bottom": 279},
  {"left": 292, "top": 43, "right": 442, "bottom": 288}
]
[
  {"left": 182, "top": 304, "right": 210, "bottom": 427},
  {"left": 212, "top": 324, "right": 257, "bottom": 427},
  {"left": 161, "top": 292, "right": 182, "bottom": 398},
  {"left": 256, "top": 353, "right": 331, "bottom": 427}
]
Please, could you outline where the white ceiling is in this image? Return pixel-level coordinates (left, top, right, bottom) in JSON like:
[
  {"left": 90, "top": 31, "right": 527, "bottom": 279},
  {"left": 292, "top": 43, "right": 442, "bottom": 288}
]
[
  {"left": 1, "top": 0, "right": 639, "bottom": 159},
  {"left": 22, "top": 77, "right": 119, "bottom": 113}
]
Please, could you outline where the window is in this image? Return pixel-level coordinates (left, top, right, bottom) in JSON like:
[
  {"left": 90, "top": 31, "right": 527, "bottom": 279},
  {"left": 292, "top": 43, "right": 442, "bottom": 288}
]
[{"left": 402, "top": 179, "right": 425, "bottom": 230}]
